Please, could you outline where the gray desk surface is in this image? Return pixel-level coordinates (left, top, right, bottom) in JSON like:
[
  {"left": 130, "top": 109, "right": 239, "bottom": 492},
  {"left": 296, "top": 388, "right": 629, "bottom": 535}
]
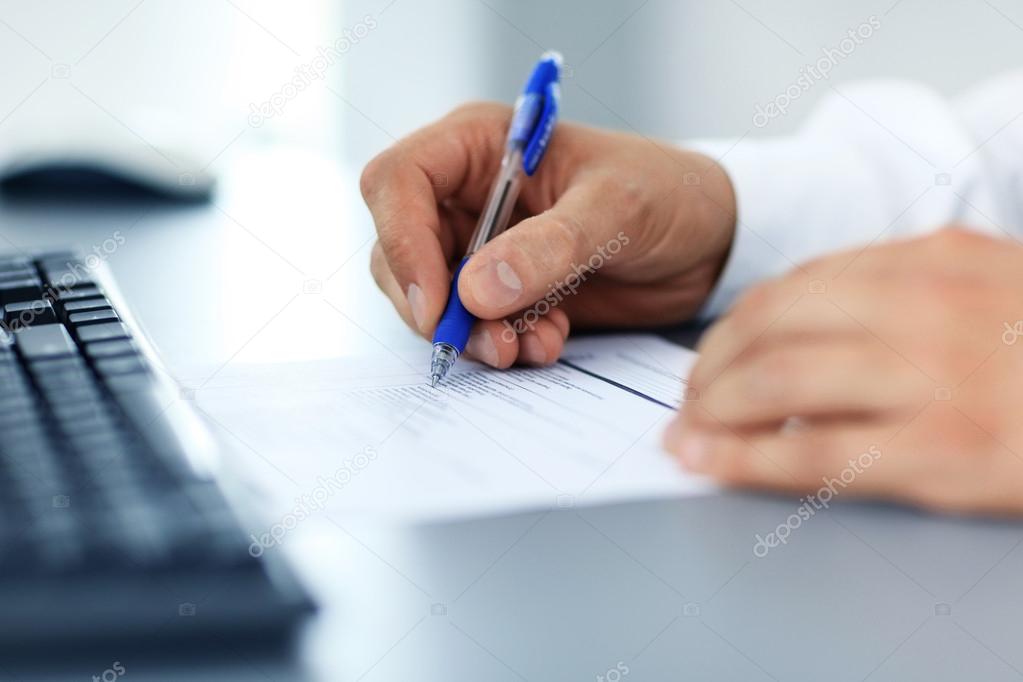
[{"left": 2, "top": 149, "right": 1022, "bottom": 682}]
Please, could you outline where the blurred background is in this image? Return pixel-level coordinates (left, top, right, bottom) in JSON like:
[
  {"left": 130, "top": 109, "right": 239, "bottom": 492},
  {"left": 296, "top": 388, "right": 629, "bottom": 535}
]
[{"left": 2, "top": 0, "right": 1022, "bottom": 178}]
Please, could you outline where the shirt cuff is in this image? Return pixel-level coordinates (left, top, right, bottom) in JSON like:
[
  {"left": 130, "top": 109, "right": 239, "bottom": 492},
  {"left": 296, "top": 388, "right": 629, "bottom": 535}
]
[
  {"left": 687, "top": 138, "right": 793, "bottom": 319},
  {"left": 687, "top": 135, "right": 844, "bottom": 319}
]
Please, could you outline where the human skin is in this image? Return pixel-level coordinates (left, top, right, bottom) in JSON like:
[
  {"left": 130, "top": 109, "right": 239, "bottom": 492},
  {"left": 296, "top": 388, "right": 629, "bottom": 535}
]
[
  {"left": 665, "top": 228, "right": 1023, "bottom": 515},
  {"left": 360, "top": 102, "right": 736, "bottom": 367}
]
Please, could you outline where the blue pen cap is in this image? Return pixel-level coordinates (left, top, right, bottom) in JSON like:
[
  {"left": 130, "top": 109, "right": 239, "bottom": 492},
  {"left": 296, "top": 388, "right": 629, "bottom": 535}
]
[
  {"left": 508, "top": 51, "right": 562, "bottom": 176},
  {"left": 523, "top": 51, "right": 562, "bottom": 97}
]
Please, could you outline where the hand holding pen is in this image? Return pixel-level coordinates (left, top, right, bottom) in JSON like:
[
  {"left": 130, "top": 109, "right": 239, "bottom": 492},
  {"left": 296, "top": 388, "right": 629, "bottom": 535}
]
[
  {"left": 360, "top": 51, "right": 738, "bottom": 379},
  {"left": 429, "top": 52, "right": 564, "bottom": 384}
]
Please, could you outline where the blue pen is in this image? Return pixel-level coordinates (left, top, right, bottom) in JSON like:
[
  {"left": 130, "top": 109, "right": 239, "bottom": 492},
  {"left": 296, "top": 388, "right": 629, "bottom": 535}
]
[{"left": 429, "top": 50, "right": 563, "bottom": 387}]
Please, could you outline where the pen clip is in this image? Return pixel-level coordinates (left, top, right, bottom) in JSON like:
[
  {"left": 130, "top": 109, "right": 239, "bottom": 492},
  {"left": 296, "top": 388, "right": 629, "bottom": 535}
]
[{"left": 522, "top": 80, "right": 559, "bottom": 176}]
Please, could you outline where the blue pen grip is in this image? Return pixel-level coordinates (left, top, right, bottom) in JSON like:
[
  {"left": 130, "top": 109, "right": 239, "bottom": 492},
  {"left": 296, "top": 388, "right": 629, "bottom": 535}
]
[{"left": 432, "top": 257, "right": 475, "bottom": 354}]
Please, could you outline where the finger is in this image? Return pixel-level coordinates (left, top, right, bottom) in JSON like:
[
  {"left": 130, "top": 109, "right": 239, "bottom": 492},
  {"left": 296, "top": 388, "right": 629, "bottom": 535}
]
[
  {"left": 691, "top": 270, "right": 915, "bottom": 392},
  {"left": 361, "top": 104, "right": 510, "bottom": 333},
  {"left": 369, "top": 240, "right": 419, "bottom": 332},
  {"left": 689, "top": 339, "right": 927, "bottom": 430},
  {"left": 458, "top": 176, "right": 633, "bottom": 319},
  {"left": 546, "top": 307, "right": 571, "bottom": 340},
  {"left": 436, "top": 201, "right": 478, "bottom": 265},
  {"left": 692, "top": 280, "right": 831, "bottom": 390},
  {"left": 555, "top": 278, "right": 708, "bottom": 328},
  {"left": 462, "top": 307, "right": 570, "bottom": 369},
  {"left": 515, "top": 318, "right": 565, "bottom": 366},
  {"left": 464, "top": 320, "right": 517, "bottom": 369},
  {"left": 663, "top": 418, "right": 894, "bottom": 496}
]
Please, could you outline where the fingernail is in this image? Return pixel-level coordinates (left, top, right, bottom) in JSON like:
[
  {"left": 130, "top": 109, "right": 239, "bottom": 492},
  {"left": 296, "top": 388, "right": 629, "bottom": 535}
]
[
  {"left": 662, "top": 418, "right": 685, "bottom": 452},
  {"left": 469, "top": 259, "right": 522, "bottom": 309},
  {"left": 406, "top": 283, "right": 426, "bottom": 331},
  {"left": 663, "top": 410, "right": 713, "bottom": 469},
  {"left": 519, "top": 334, "right": 547, "bottom": 365},
  {"left": 676, "top": 433, "right": 710, "bottom": 471},
  {"left": 465, "top": 329, "right": 499, "bottom": 366}
]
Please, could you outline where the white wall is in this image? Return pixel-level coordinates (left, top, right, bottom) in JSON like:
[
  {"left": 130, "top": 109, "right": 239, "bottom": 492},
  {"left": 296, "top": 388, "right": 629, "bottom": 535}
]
[
  {"left": 339, "top": 0, "right": 1023, "bottom": 165},
  {"left": 0, "top": 0, "right": 335, "bottom": 174},
  {"left": 1, "top": 1, "right": 1020, "bottom": 171}
]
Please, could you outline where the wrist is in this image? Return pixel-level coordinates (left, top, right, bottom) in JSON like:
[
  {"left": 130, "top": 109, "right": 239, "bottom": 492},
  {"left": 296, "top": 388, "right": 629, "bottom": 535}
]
[{"left": 676, "top": 149, "right": 738, "bottom": 297}]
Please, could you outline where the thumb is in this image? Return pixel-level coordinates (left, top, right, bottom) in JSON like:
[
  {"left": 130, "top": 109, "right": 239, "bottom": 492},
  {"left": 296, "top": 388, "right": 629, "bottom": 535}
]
[{"left": 458, "top": 182, "right": 631, "bottom": 319}]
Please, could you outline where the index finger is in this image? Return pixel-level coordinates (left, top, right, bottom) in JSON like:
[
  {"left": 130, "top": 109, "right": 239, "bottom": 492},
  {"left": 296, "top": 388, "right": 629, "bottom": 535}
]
[{"left": 359, "top": 103, "right": 511, "bottom": 333}]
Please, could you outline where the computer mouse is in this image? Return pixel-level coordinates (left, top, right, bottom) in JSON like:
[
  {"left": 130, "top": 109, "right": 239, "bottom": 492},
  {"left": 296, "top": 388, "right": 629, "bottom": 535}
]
[{"left": 0, "top": 138, "right": 216, "bottom": 202}]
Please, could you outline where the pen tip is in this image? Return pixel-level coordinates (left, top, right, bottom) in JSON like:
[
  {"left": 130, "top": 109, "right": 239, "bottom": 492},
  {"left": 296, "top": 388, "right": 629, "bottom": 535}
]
[{"left": 430, "top": 375, "right": 439, "bottom": 388}]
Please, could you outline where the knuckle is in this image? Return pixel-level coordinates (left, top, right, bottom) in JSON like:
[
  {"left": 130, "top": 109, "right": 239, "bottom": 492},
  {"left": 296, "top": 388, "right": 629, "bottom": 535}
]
[
  {"left": 932, "top": 225, "right": 991, "bottom": 249},
  {"left": 710, "top": 440, "right": 754, "bottom": 483},
  {"left": 377, "top": 226, "right": 417, "bottom": 271},
  {"left": 798, "top": 251, "right": 839, "bottom": 278},
  {"left": 359, "top": 153, "right": 390, "bottom": 202},
  {"left": 449, "top": 100, "right": 510, "bottom": 122},
  {"left": 609, "top": 177, "right": 651, "bottom": 235},
  {"left": 544, "top": 211, "right": 588, "bottom": 266},
  {"left": 734, "top": 283, "right": 774, "bottom": 317},
  {"left": 369, "top": 241, "right": 389, "bottom": 286},
  {"left": 917, "top": 411, "right": 979, "bottom": 458},
  {"left": 783, "top": 438, "right": 829, "bottom": 483},
  {"left": 939, "top": 224, "right": 979, "bottom": 240},
  {"left": 731, "top": 282, "right": 789, "bottom": 333},
  {"left": 612, "top": 177, "right": 646, "bottom": 217},
  {"left": 750, "top": 348, "right": 800, "bottom": 393}
]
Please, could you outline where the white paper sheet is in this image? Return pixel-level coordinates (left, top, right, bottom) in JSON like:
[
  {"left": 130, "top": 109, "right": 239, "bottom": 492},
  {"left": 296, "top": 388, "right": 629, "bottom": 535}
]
[{"left": 188, "top": 334, "right": 712, "bottom": 522}]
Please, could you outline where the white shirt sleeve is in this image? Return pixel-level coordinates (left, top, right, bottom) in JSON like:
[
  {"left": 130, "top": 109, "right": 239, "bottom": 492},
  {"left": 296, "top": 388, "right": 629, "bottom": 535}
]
[{"left": 689, "top": 71, "right": 1023, "bottom": 318}]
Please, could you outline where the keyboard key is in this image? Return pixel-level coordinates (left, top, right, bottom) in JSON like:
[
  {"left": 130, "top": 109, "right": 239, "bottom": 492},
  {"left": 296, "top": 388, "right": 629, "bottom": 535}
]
[
  {"left": 39, "top": 261, "right": 94, "bottom": 289},
  {"left": 0, "top": 393, "right": 34, "bottom": 414},
  {"left": 95, "top": 356, "right": 148, "bottom": 376},
  {"left": 0, "top": 278, "right": 43, "bottom": 306},
  {"left": 112, "top": 387, "right": 193, "bottom": 478},
  {"left": 52, "top": 407, "right": 119, "bottom": 436},
  {"left": 76, "top": 321, "right": 129, "bottom": 341},
  {"left": 62, "top": 297, "right": 112, "bottom": 313},
  {"left": 0, "top": 255, "right": 31, "bottom": 272},
  {"left": 0, "top": 248, "right": 312, "bottom": 630},
  {"left": 32, "top": 512, "right": 84, "bottom": 569},
  {"left": 0, "top": 404, "right": 40, "bottom": 430},
  {"left": 0, "top": 269, "right": 36, "bottom": 282},
  {"left": 76, "top": 322, "right": 129, "bottom": 343},
  {"left": 55, "top": 286, "right": 102, "bottom": 301},
  {"left": 27, "top": 356, "right": 89, "bottom": 381},
  {"left": 4, "top": 300, "right": 57, "bottom": 328},
  {"left": 34, "top": 250, "right": 78, "bottom": 264},
  {"left": 14, "top": 324, "right": 78, "bottom": 360},
  {"left": 0, "top": 339, "right": 15, "bottom": 363},
  {"left": 85, "top": 339, "right": 137, "bottom": 359},
  {"left": 105, "top": 373, "right": 152, "bottom": 393},
  {"left": 27, "top": 356, "right": 88, "bottom": 377},
  {"left": 34, "top": 370, "right": 95, "bottom": 393},
  {"left": 48, "top": 387, "right": 103, "bottom": 409},
  {"left": 69, "top": 309, "right": 118, "bottom": 326}
]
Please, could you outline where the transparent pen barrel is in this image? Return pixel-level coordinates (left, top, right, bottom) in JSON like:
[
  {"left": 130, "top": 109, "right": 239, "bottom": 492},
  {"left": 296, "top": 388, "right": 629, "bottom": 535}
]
[{"left": 466, "top": 147, "right": 523, "bottom": 254}]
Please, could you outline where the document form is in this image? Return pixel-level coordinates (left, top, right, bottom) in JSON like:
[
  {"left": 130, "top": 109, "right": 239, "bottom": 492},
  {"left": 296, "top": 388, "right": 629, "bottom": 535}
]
[{"left": 190, "top": 334, "right": 712, "bottom": 521}]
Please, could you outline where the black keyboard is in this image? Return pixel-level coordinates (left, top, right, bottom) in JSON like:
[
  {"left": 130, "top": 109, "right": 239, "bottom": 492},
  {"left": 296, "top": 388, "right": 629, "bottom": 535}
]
[{"left": 0, "top": 251, "right": 312, "bottom": 645}]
